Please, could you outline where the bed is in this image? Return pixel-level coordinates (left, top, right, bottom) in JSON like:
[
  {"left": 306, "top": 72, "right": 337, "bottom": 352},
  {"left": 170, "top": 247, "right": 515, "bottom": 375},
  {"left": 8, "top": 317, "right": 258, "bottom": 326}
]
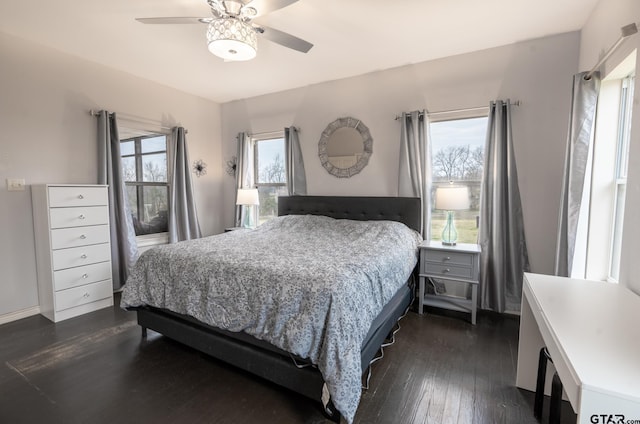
[{"left": 121, "top": 196, "right": 421, "bottom": 423}]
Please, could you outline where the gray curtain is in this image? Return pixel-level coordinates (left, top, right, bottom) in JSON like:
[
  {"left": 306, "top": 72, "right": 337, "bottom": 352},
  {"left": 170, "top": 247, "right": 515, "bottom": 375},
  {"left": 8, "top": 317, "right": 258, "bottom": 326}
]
[
  {"left": 554, "top": 72, "right": 601, "bottom": 277},
  {"left": 398, "top": 111, "right": 431, "bottom": 239},
  {"left": 97, "top": 111, "right": 139, "bottom": 290},
  {"left": 234, "top": 132, "right": 253, "bottom": 227},
  {"left": 285, "top": 127, "right": 307, "bottom": 195},
  {"left": 168, "top": 127, "right": 201, "bottom": 243},
  {"left": 479, "top": 100, "right": 530, "bottom": 313}
]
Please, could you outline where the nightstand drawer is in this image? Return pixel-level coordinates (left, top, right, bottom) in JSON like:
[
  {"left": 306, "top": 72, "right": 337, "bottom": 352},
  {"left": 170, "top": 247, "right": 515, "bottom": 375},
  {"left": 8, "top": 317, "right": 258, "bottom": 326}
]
[
  {"left": 48, "top": 186, "right": 108, "bottom": 207},
  {"left": 424, "top": 263, "right": 474, "bottom": 280},
  {"left": 422, "top": 249, "right": 474, "bottom": 266},
  {"left": 54, "top": 279, "right": 113, "bottom": 312}
]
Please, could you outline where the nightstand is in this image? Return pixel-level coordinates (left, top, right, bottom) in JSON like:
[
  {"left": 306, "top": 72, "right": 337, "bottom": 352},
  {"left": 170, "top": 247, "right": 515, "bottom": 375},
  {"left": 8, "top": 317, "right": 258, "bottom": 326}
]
[{"left": 418, "top": 241, "right": 481, "bottom": 324}]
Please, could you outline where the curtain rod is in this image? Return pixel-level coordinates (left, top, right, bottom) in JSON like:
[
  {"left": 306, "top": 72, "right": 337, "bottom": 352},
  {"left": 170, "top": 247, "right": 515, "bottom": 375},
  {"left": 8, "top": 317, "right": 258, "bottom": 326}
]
[
  {"left": 89, "top": 109, "right": 178, "bottom": 133},
  {"left": 394, "top": 100, "right": 520, "bottom": 120},
  {"left": 585, "top": 23, "right": 638, "bottom": 80}
]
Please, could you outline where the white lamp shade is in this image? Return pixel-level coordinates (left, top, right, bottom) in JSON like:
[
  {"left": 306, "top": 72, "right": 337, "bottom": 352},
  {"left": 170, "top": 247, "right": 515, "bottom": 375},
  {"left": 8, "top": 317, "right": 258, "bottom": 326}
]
[
  {"left": 435, "top": 186, "right": 470, "bottom": 210},
  {"left": 236, "top": 188, "right": 260, "bottom": 206}
]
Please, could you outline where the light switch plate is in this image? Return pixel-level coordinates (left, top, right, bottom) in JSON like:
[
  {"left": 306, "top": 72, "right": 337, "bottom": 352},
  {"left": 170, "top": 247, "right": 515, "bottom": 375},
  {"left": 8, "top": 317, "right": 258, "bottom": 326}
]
[{"left": 7, "top": 178, "right": 26, "bottom": 191}]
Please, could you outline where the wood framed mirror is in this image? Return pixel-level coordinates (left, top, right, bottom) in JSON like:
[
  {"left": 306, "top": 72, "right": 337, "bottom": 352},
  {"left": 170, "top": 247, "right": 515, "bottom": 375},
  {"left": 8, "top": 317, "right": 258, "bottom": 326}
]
[{"left": 318, "top": 117, "right": 373, "bottom": 178}]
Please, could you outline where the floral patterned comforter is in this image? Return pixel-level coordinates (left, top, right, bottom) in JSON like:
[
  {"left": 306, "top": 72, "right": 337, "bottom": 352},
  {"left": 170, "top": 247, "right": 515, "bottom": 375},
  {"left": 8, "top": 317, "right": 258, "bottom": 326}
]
[{"left": 121, "top": 214, "right": 421, "bottom": 423}]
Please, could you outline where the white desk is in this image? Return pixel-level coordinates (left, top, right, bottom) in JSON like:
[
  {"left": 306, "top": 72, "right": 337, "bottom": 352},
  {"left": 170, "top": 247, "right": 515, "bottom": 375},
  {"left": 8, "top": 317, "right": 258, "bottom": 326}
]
[{"left": 516, "top": 273, "right": 640, "bottom": 423}]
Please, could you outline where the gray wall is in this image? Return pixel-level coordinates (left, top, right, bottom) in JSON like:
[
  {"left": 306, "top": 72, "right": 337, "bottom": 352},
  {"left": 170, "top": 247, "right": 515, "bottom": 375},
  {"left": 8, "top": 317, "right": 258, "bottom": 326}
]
[
  {"left": 221, "top": 32, "right": 580, "bottom": 278},
  {"left": 0, "top": 32, "right": 224, "bottom": 318}
]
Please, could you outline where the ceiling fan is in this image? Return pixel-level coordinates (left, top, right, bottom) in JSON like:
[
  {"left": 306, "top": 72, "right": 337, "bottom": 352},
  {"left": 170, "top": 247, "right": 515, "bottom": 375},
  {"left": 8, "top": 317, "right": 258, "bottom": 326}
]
[{"left": 136, "top": 0, "right": 313, "bottom": 61}]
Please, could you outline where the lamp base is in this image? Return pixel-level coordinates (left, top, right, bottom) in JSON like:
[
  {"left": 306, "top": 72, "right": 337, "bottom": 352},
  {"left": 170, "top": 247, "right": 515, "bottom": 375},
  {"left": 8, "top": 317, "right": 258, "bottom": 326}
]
[{"left": 441, "top": 211, "right": 458, "bottom": 245}]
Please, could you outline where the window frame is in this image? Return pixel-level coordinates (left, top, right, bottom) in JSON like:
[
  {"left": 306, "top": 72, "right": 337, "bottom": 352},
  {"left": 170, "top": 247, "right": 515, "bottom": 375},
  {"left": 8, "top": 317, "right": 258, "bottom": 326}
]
[
  {"left": 428, "top": 112, "right": 489, "bottom": 244},
  {"left": 120, "top": 133, "right": 170, "bottom": 238},
  {"left": 608, "top": 74, "right": 635, "bottom": 281},
  {"left": 251, "top": 132, "right": 288, "bottom": 225}
]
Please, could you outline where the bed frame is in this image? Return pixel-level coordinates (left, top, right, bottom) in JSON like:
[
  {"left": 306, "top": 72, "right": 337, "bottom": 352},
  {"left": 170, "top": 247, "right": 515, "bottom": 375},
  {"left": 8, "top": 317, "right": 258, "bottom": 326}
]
[{"left": 133, "top": 196, "right": 421, "bottom": 422}]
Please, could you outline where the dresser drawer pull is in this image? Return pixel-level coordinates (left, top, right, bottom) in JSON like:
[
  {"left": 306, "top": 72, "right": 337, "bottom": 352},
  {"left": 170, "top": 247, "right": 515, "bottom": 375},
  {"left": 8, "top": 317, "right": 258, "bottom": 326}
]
[
  {"left": 83, "top": 292, "right": 90, "bottom": 298},
  {"left": 78, "top": 194, "right": 84, "bottom": 199},
  {"left": 442, "top": 268, "right": 451, "bottom": 273},
  {"left": 80, "top": 234, "right": 87, "bottom": 239},
  {"left": 82, "top": 273, "right": 88, "bottom": 279},
  {"left": 443, "top": 256, "right": 451, "bottom": 261},
  {"left": 81, "top": 254, "right": 87, "bottom": 259},
  {"left": 79, "top": 214, "right": 86, "bottom": 220}
]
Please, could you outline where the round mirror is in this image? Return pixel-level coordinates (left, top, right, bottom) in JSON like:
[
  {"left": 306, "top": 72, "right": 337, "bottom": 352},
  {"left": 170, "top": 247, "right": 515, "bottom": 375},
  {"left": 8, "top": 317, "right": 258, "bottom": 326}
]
[{"left": 318, "top": 117, "right": 373, "bottom": 178}]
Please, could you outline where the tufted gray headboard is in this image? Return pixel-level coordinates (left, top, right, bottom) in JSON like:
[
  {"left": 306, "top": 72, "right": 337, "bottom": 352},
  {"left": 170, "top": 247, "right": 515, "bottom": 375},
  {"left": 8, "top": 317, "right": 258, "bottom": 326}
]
[{"left": 278, "top": 196, "right": 421, "bottom": 233}]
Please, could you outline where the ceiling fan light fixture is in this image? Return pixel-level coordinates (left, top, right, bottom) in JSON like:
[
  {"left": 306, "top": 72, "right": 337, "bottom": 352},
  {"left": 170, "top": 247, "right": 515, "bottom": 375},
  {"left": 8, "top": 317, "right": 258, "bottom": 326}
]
[{"left": 207, "top": 18, "right": 257, "bottom": 61}]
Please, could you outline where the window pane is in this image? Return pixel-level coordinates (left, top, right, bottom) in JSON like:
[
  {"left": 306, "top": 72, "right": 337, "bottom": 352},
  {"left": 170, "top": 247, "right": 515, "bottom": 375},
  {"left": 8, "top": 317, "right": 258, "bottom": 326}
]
[
  {"left": 126, "top": 185, "right": 138, "bottom": 220},
  {"left": 121, "top": 140, "right": 135, "bottom": 156},
  {"left": 129, "top": 185, "right": 168, "bottom": 236},
  {"left": 430, "top": 117, "right": 487, "bottom": 243},
  {"left": 257, "top": 185, "right": 288, "bottom": 225},
  {"left": 142, "top": 136, "right": 167, "bottom": 153},
  {"left": 256, "top": 138, "right": 286, "bottom": 184},
  {"left": 142, "top": 153, "right": 167, "bottom": 182},
  {"left": 121, "top": 156, "right": 137, "bottom": 182}
]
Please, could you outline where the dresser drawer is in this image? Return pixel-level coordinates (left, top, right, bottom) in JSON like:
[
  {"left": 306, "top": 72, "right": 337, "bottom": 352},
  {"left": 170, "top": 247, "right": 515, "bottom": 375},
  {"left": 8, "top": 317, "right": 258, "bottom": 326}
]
[
  {"left": 50, "top": 206, "right": 109, "bottom": 229},
  {"left": 55, "top": 279, "right": 113, "bottom": 312},
  {"left": 51, "top": 225, "right": 110, "bottom": 250},
  {"left": 48, "top": 186, "right": 108, "bottom": 207},
  {"left": 423, "top": 263, "right": 474, "bottom": 280},
  {"left": 53, "top": 262, "right": 112, "bottom": 291},
  {"left": 52, "top": 243, "right": 111, "bottom": 270},
  {"left": 422, "top": 249, "right": 474, "bottom": 267}
]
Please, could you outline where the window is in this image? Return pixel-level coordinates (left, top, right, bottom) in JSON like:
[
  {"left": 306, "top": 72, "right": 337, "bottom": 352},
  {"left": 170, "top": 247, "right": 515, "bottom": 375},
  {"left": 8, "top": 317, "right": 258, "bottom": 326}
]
[
  {"left": 253, "top": 134, "right": 287, "bottom": 225},
  {"left": 585, "top": 53, "right": 635, "bottom": 282},
  {"left": 609, "top": 75, "right": 634, "bottom": 281},
  {"left": 429, "top": 116, "right": 488, "bottom": 243},
  {"left": 120, "top": 134, "right": 169, "bottom": 236}
]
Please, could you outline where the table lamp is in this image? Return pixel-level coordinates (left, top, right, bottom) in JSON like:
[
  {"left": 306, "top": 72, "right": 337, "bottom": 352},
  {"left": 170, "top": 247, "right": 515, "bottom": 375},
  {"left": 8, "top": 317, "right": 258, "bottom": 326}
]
[
  {"left": 236, "top": 188, "right": 260, "bottom": 228},
  {"left": 435, "top": 185, "right": 470, "bottom": 245}
]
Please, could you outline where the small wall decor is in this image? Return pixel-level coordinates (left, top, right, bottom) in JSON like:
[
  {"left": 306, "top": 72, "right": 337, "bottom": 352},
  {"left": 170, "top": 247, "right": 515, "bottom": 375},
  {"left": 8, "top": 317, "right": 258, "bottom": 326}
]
[
  {"left": 193, "top": 159, "right": 207, "bottom": 177},
  {"left": 225, "top": 156, "right": 237, "bottom": 177}
]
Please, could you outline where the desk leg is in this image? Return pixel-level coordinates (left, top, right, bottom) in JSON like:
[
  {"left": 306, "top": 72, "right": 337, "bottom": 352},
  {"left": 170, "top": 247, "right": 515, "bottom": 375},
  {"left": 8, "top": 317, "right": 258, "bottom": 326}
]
[
  {"left": 516, "top": 291, "right": 546, "bottom": 393},
  {"left": 418, "top": 276, "right": 425, "bottom": 315}
]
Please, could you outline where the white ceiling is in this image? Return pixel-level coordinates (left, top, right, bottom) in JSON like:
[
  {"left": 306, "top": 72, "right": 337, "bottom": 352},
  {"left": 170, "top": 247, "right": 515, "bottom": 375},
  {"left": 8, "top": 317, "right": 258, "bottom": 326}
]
[{"left": 0, "top": 0, "right": 599, "bottom": 104}]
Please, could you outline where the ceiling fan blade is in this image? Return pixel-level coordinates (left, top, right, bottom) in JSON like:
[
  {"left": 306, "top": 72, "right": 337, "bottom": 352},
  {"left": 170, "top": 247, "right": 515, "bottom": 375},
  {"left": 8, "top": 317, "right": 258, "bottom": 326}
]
[
  {"left": 256, "top": 25, "right": 312, "bottom": 53},
  {"left": 135, "top": 17, "right": 211, "bottom": 24},
  {"left": 250, "top": 0, "right": 299, "bottom": 17}
]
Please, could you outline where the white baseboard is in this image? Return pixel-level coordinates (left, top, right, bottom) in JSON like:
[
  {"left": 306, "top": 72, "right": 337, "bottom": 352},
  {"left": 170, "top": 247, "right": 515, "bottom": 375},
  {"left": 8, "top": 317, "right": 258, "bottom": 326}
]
[{"left": 0, "top": 306, "right": 41, "bottom": 326}]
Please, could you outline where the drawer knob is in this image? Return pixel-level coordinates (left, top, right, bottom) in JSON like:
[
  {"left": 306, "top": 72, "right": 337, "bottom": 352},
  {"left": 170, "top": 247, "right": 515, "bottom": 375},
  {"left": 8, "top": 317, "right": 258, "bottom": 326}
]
[
  {"left": 442, "top": 268, "right": 451, "bottom": 273},
  {"left": 443, "top": 256, "right": 451, "bottom": 261},
  {"left": 78, "top": 194, "right": 84, "bottom": 199},
  {"left": 79, "top": 214, "right": 86, "bottom": 220},
  {"left": 81, "top": 254, "right": 87, "bottom": 259},
  {"left": 83, "top": 293, "right": 90, "bottom": 298},
  {"left": 82, "top": 273, "right": 88, "bottom": 279},
  {"left": 80, "top": 234, "right": 87, "bottom": 239}
]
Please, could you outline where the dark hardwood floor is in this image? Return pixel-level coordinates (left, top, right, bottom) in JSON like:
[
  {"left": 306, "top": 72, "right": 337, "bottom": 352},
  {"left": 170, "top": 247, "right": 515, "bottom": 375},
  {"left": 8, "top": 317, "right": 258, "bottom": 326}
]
[{"left": 0, "top": 295, "right": 576, "bottom": 424}]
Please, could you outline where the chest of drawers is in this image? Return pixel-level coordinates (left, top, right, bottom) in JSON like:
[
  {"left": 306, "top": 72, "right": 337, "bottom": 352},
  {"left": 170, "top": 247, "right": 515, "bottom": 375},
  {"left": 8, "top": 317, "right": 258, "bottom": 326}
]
[
  {"left": 32, "top": 184, "right": 114, "bottom": 322},
  {"left": 418, "top": 241, "right": 481, "bottom": 324}
]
